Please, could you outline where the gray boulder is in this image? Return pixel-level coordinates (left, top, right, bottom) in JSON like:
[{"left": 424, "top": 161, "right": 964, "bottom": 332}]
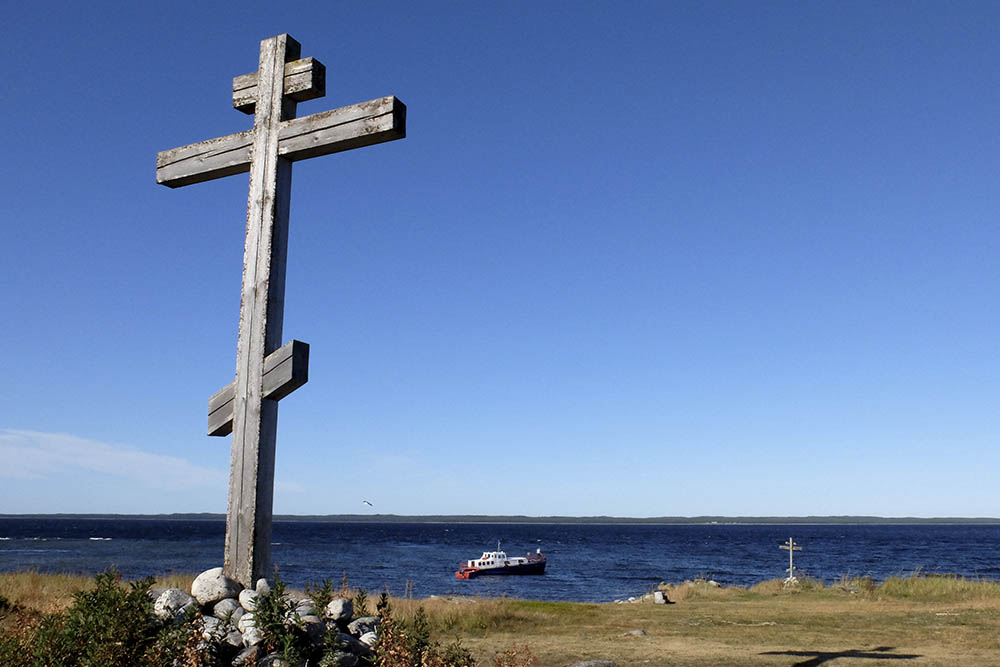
[
  {"left": 153, "top": 588, "right": 197, "bottom": 621},
  {"left": 213, "top": 597, "right": 245, "bottom": 623},
  {"left": 283, "top": 609, "right": 301, "bottom": 625},
  {"left": 191, "top": 567, "right": 242, "bottom": 607},
  {"left": 232, "top": 646, "right": 260, "bottom": 666},
  {"left": 237, "top": 611, "right": 255, "bottom": 633},
  {"left": 325, "top": 598, "right": 353, "bottom": 622},
  {"left": 335, "top": 632, "right": 374, "bottom": 658},
  {"left": 224, "top": 629, "right": 244, "bottom": 648},
  {"left": 300, "top": 614, "right": 326, "bottom": 646},
  {"left": 239, "top": 588, "right": 260, "bottom": 612},
  {"left": 238, "top": 612, "right": 262, "bottom": 646},
  {"left": 198, "top": 615, "right": 222, "bottom": 641},
  {"left": 653, "top": 590, "right": 668, "bottom": 604},
  {"left": 243, "top": 625, "right": 262, "bottom": 647},
  {"left": 255, "top": 578, "right": 271, "bottom": 596},
  {"left": 358, "top": 630, "right": 378, "bottom": 647},
  {"left": 347, "top": 615, "right": 380, "bottom": 637}
]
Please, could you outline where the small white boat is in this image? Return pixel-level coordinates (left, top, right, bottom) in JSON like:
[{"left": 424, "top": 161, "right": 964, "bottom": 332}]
[{"left": 455, "top": 542, "right": 546, "bottom": 579}]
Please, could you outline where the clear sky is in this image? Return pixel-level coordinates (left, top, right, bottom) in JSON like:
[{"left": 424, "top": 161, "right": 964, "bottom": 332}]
[{"left": 2, "top": 1, "right": 998, "bottom": 517}]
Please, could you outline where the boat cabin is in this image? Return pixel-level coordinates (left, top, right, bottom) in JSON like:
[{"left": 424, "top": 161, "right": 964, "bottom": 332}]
[{"left": 472, "top": 550, "right": 510, "bottom": 567}]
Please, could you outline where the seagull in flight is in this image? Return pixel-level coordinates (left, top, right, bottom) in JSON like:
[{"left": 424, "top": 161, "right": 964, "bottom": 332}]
[{"left": 362, "top": 500, "right": 373, "bottom": 507}]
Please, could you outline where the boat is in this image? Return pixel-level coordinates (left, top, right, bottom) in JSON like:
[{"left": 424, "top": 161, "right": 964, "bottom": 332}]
[{"left": 454, "top": 543, "right": 546, "bottom": 579}]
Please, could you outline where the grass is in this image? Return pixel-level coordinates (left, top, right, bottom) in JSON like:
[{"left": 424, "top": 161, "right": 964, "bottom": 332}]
[
  {"left": 0, "top": 571, "right": 195, "bottom": 614},
  {"left": 3, "top": 572, "right": 1000, "bottom": 665}
]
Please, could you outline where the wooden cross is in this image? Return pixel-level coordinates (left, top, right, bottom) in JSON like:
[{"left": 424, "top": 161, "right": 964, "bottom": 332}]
[
  {"left": 155, "top": 34, "right": 406, "bottom": 587},
  {"left": 780, "top": 537, "right": 802, "bottom": 582}
]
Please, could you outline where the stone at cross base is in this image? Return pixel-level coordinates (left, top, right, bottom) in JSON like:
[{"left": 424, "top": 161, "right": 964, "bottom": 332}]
[{"left": 156, "top": 34, "right": 406, "bottom": 587}]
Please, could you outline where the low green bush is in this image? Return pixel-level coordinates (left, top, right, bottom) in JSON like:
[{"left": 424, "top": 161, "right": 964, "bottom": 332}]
[
  {"left": 253, "top": 573, "right": 314, "bottom": 664},
  {"left": 0, "top": 570, "right": 527, "bottom": 666},
  {"left": 0, "top": 569, "right": 201, "bottom": 667},
  {"left": 306, "top": 578, "right": 336, "bottom": 615},
  {"left": 354, "top": 587, "right": 371, "bottom": 617}
]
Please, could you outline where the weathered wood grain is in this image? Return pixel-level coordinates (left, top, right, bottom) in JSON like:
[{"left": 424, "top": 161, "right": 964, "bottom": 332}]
[
  {"left": 155, "top": 96, "right": 404, "bottom": 188},
  {"left": 279, "top": 96, "right": 406, "bottom": 162},
  {"left": 224, "top": 33, "right": 295, "bottom": 587},
  {"left": 233, "top": 57, "right": 326, "bottom": 114},
  {"left": 208, "top": 339, "right": 309, "bottom": 437},
  {"left": 155, "top": 130, "right": 253, "bottom": 188}
]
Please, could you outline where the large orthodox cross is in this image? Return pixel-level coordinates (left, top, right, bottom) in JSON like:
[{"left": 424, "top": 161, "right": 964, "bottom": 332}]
[
  {"left": 156, "top": 34, "right": 406, "bottom": 586},
  {"left": 780, "top": 537, "right": 803, "bottom": 583}
]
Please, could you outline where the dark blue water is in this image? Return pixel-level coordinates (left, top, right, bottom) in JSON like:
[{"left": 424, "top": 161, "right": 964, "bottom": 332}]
[{"left": 2, "top": 519, "right": 998, "bottom": 602}]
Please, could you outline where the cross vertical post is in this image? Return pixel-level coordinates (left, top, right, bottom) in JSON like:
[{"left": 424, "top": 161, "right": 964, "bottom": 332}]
[
  {"left": 155, "top": 34, "right": 406, "bottom": 587},
  {"left": 225, "top": 34, "right": 297, "bottom": 588}
]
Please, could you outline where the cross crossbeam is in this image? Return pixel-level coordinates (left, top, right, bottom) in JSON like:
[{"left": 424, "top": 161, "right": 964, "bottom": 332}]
[
  {"left": 233, "top": 56, "right": 326, "bottom": 113},
  {"left": 208, "top": 340, "right": 309, "bottom": 437},
  {"left": 156, "top": 96, "right": 405, "bottom": 188},
  {"left": 156, "top": 34, "right": 406, "bottom": 587}
]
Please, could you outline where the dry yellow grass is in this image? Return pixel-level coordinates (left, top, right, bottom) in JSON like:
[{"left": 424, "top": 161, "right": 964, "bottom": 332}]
[
  {"left": 3, "top": 573, "right": 1000, "bottom": 666},
  {"left": 0, "top": 571, "right": 194, "bottom": 614},
  {"left": 0, "top": 571, "right": 96, "bottom": 614},
  {"left": 396, "top": 577, "right": 1000, "bottom": 666}
]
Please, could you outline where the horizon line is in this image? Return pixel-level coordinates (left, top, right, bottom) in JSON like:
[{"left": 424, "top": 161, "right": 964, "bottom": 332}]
[{"left": 2, "top": 513, "right": 999, "bottom": 524}]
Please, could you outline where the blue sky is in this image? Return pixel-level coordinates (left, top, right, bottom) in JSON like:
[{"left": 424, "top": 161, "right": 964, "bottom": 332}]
[{"left": 2, "top": 1, "right": 998, "bottom": 517}]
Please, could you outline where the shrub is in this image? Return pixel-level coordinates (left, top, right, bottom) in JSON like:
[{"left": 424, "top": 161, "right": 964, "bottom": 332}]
[
  {"left": 373, "top": 601, "right": 476, "bottom": 667},
  {"left": 33, "top": 570, "right": 159, "bottom": 666},
  {"left": 0, "top": 568, "right": 212, "bottom": 667},
  {"left": 143, "top": 610, "right": 217, "bottom": 667},
  {"left": 0, "top": 569, "right": 233, "bottom": 667},
  {"left": 253, "top": 571, "right": 316, "bottom": 665},
  {"left": 491, "top": 644, "right": 537, "bottom": 667},
  {"left": 354, "top": 588, "right": 371, "bottom": 618},
  {"left": 433, "top": 640, "right": 477, "bottom": 667},
  {"left": 307, "top": 578, "right": 336, "bottom": 616},
  {"left": 376, "top": 590, "right": 392, "bottom": 616}
]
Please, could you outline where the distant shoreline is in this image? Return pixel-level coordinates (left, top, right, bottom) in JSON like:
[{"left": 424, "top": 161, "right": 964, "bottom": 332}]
[{"left": 3, "top": 513, "right": 1000, "bottom": 525}]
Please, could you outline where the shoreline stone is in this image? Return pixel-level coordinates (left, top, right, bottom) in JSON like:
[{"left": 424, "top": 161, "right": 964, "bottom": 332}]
[
  {"left": 192, "top": 567, "right": 243, "bottom": 607},
  {"left": 172, "top": 566, "right": 386, "bottom": 665},
  {"left": 325, "top": 598, "right": 353, "bottom": 623},
  {"left": 239, "top": 588, "right": 260, "bottom": 612},
  {"left": 153, "top": 588, "right": 197, "bottom": 621}
]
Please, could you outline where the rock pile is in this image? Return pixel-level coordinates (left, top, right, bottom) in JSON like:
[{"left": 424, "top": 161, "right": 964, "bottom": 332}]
[
  {"left": 612, "top": 588, "right": 671, "bottom": 604},
  {"left": 149, "top": 566, "right": 378, "bottom": 666}
]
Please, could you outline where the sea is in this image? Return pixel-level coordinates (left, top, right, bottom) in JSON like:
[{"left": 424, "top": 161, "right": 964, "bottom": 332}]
[{"left": 1, "top": 518, "right": 999, "bottom": 603}]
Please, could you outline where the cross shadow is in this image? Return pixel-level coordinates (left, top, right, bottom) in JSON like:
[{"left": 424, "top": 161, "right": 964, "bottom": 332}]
[{"left": 760, "top": 646, "right": 921, "bottom": 666}]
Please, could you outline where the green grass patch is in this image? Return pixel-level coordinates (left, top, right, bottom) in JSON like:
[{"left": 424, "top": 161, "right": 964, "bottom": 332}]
[{"left": 879, "top": 574, "right": 1000, "bottom": 601}]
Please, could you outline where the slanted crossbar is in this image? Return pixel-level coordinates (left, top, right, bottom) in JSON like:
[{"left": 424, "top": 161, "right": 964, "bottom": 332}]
[{"left": 208, "top": 340, "right": 309, "bottom": 437}]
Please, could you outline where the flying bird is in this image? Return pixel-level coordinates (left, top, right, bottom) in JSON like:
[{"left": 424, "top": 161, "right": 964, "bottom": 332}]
[{"left": 362, "top": 500, "right": 373, "bottom": 507}]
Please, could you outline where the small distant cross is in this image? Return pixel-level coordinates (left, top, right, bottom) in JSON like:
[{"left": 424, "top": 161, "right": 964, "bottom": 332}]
[
  {"left": 780, "top": 537, "right": 803, "bottom": 583},
  {"left": 155, "top": 34, "right": 406, "bottom": 587}
]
